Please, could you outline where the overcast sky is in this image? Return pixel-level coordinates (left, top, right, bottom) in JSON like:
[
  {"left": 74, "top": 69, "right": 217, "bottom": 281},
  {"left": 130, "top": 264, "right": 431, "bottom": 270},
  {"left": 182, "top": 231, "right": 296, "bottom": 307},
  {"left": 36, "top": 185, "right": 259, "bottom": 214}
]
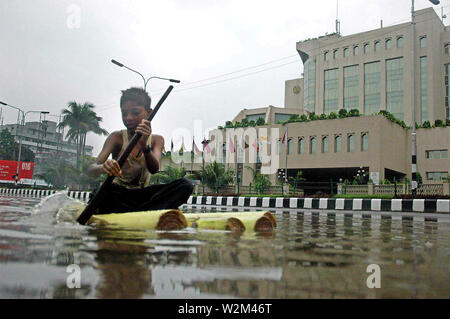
[{"left": 0, "top": 0, "right": 448, "bottom": 155}]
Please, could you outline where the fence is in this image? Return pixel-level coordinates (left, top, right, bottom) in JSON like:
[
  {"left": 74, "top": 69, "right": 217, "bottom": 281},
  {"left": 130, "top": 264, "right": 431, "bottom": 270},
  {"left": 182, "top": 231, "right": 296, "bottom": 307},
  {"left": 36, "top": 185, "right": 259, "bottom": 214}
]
[
  {"left": 194, "top": 181, "right": 336, "bottom": 196},
  {"left": 341, "top": 182, "right": 449, "bottom": 196}
]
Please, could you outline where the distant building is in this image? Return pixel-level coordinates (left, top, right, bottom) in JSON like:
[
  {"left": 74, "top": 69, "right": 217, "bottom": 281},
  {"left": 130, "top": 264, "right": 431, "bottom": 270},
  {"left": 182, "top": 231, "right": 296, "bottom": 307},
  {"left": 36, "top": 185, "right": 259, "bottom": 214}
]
[
  {"left": 1, "top": 120, "right": 93, "bottom": 176},
  {"left": 210, "top": 7, "right": 450, "bottom": 188},
  {"left": 161, "top": 7, "right": 450, "bottom": 191},
  {"left": 285, "top": 7, "right": 450, "bottom": 124}
]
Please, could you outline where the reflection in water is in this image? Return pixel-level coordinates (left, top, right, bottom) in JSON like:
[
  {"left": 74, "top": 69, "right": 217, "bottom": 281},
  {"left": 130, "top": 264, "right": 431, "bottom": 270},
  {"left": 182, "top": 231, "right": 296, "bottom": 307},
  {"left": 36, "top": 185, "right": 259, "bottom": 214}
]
[{"left": 0, "top": 196, "right": 449, "bottom": 298}]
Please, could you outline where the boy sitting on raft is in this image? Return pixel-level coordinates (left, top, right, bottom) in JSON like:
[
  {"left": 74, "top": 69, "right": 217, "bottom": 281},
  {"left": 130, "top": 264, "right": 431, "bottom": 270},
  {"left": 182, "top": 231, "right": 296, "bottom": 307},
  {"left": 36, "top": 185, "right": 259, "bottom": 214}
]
[{"left": 87, "top": 87, "right": 193, "bottom": 214}]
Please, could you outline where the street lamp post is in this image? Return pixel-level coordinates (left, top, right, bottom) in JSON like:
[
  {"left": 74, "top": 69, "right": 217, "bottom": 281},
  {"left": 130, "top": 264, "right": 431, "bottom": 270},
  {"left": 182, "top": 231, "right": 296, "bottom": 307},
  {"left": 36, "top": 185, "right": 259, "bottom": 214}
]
[
  {"left": 411, "top": 0, "right": 440, "bottom": 194},
  {"left": 278, "top": 169, "right": 286, "bottom": 195},
  {"left": 111, "top": 59, "right": 180, "bottom": 91},
  {"left": 0, "top": 101, "right": 49, "bottom": 183}
]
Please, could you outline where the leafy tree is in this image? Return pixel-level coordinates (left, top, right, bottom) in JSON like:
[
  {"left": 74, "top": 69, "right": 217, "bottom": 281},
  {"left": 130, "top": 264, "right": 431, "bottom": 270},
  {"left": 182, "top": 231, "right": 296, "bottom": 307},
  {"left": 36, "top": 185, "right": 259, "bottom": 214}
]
[
  {"left": 0, "top": 129, "right": 34, "bottom": 162},
  {"left": 0, "top": 129, "right": 16, "bottom": 160},
  {"left": 201, "top": 161, "right": 234, "bottom": 193}
]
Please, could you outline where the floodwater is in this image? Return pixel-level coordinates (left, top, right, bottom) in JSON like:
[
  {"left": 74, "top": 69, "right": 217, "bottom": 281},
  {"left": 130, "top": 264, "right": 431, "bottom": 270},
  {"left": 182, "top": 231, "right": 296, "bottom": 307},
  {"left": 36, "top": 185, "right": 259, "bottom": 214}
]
[{"left": 0, "top": 192, "right": 449, "bottom": 299}]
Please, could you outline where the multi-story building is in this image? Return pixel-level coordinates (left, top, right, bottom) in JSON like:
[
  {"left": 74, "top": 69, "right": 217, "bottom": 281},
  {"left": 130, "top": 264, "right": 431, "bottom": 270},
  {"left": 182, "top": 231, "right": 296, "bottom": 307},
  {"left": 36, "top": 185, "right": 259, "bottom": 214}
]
[
  {"left": 161, "top": 7, "right": 449, "bottom": 192},
  {"left": 1, "top": 120, "right": 93, "bottom": 176},
  {"left": 206, "top": 7, "right": 450, "bottom": 188},
  {"left": 285, "top": 7, "right": 450, "bottom": 124}
]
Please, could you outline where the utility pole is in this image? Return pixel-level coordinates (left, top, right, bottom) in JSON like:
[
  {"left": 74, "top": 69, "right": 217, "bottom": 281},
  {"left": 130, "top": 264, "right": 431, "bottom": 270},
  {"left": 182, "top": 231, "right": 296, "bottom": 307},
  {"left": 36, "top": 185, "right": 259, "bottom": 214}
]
[
  {"left": 410, "top": 0, "right": 440, "bottom": 194},
  {"left": 411, "top": 0, "right": 417, "bottom": 194}
]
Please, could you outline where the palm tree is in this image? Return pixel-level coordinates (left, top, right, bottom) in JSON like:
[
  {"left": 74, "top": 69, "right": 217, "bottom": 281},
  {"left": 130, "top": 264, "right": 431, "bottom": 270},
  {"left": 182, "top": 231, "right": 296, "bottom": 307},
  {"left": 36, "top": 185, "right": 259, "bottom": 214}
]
[
  {"left": 150, "top": 166, "right": 191, "bottom": 184},
  {"left": 201, "top": 161, "right": 234, "bottom": 193},
  {"left": 246, "top": 166, "right": 271, "bottom": 195},
  {"left": 58, "top": 101, "right": 108, "bottom": 168}
]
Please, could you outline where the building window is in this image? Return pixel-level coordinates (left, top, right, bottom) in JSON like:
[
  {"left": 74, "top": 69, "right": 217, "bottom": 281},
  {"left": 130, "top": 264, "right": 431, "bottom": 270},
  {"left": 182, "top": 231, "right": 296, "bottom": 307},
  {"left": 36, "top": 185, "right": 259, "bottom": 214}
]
[
  {"left": 361, "top": 133, "right": 369, "bottom": 151},
  {"left": 364, "top": 43, "right": 370, "bottom": 54},
  {"left": 426, "top": 172, "right": 448, "bottom": 181},
  {"left": 344, "top": 65, "right": 359, "bottom": 110},
  {"left": 385, "top": 38, "right": 392, "bottom": 49},
  {"left": 420, "top": 36, "right": 427, "bottom": 48},
  {"left": 310, "top": 137, "right": 317, "bottom": 154},
  {"left": 303, "top": 59, "right": 316, "bottom": 114},
  {"left": 334, "top": 135, "right": 342, "bottom": 152},
  {"left": 246, "top": 114, "right": 265, "bottom": 123},
  {"left": 287, "top": 139, "right": 293, "bottom": 154},
  {"left": 324, "top": 51, "right": 329, "bottom": 61},
  {"left": 347, "top": 134, "right": 355, "bottom": 152},
  {"left": 333, "top": 49, "right": 338, "bottom": 59},
  {"left": 420, "top": 56, "right": 428, "bottom": 123},
  {"left": 353, "top": 46, "right": 359, "bottom": 56},
  {"left": 275, "top": 113, "right": 297, "bottom": 124},
  {"left": 298, "top": 138, "right": 305, "bottom": 154},
  {"left": 343, "top": 47, "right": 349, "bottom": 57},
  {"left": 364, "top": 61, "right": 381, "bottom": 115},
  {"left": 397, "top": 36, "right": 404, "bottom": 48},
  {"left": 386, "top": 57, "right": 404, "bottom": 120},
  {"left": 322, "top": 136, "right": 329, "bottom": 153},
  {"left": 426, "top": 150, "right": 448, "bottom": 159},
  {"left": 374, "top": 41, "right": 380, "bottom": 52},
  {"left": 324, "top": 68, "right": 339, "bottom": 114},
  {"left": 445, "top": 64, "right": 450, "bottom": 120},
  {"left": 445, "top": 44, "right": 450, "bottom": 55},
  {"left": 222, "top": 143, "right": 226, "bottom": 164}
]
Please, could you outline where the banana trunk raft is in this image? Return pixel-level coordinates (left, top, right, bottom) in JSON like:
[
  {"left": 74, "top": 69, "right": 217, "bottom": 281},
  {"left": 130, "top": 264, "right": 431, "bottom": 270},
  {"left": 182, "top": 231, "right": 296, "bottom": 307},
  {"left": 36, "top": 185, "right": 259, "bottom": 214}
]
[
  {"left": 68, "top": 204, "right": 276, "bottom": 232},
  {"left": 88, "top": 209, "right": 188, "bottom": 230},
  {"left": 184, "top": 212, "right": 276, "bottom": 232}
]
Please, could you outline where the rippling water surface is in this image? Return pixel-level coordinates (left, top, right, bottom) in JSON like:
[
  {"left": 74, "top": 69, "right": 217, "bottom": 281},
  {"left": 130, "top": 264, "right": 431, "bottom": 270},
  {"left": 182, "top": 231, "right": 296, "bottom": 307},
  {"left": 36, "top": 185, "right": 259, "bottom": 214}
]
[{"left": 0, "top": 193, "right": 449, "bottom": 298}]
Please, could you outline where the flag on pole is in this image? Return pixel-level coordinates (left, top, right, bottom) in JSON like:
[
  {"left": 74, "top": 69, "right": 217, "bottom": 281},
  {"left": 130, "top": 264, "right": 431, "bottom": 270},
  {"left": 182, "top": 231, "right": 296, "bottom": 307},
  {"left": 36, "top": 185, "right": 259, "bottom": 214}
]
[
  {"left": 193, "top": 141, "right": 201, "bottom": 156},
  {"left": 229, "top": 137, "right": 236, "bottom": 153},
  {"left": 282, "top": 130, "right": 287, "bottom": 145},
  {"left": 179, "top": 137, "right": 185, "bottom": 154},
  {"left": 202, "top": 138, "right": 211, "bottom": 153},
  {"left": 252, "top": 138, "right": 260, "bottom": 152},
  {"left": 259, "top": 135, "right": 271, "bottom": 144}
]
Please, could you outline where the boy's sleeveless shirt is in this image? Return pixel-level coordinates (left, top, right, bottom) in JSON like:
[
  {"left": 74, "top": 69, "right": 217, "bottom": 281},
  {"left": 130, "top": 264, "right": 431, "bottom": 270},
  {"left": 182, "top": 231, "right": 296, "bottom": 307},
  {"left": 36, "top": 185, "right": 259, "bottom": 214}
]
[{"left": 112, "top": 130, "right": 152, "bottom": 189}]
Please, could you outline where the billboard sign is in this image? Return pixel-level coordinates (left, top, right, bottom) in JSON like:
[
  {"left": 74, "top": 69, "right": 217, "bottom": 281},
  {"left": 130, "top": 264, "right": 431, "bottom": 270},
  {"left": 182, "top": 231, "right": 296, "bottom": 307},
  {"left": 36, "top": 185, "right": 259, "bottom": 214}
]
[{"left": 0, "top": 160, "right": 35, "bottom": 181}]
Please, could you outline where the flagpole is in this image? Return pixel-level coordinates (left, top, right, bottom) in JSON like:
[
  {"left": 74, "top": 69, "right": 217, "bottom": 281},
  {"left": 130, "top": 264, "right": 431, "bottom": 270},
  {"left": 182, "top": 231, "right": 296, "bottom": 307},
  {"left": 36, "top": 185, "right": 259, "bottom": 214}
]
[
  {"left": 191, "top": 137, "right": 194, "bottom": 175},
  {"left": 285, "top": 126, "right": 288, "bottom": 183}
]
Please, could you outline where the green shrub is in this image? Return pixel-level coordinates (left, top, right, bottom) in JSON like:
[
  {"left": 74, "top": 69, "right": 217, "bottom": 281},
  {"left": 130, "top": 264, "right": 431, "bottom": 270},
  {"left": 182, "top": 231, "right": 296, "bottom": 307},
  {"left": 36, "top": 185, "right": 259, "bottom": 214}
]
[
  {"left": 328, "top": 112, "right": 337, "bottom": 119},
  {"left": 434, "top": 119, "right": 444, "bottom": 127},
  {"left": 422, "top": 121, "right": 431, "bottom": 128},
  {"left": 348, "top": 109, "right": 360, "bottom": 117},
  {"left": 338, "top": 109, "right": 348, "bottom": 118}
]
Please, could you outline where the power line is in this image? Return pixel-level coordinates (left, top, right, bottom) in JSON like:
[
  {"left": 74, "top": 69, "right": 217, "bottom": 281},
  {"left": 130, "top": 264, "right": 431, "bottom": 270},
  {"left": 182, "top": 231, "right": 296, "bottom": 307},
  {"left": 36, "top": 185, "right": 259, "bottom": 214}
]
[
  {"left": 173, "top": 60, "right": 300, "bottom": 93},
  {"left": 174, "top": 54, "right": 298, "bottom": 87}
]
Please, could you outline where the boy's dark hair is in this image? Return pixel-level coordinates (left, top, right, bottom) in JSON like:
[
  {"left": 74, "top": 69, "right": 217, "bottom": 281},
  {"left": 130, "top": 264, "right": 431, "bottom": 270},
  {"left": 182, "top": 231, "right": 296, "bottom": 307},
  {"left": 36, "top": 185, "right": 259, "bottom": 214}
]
[{"left": 120, "top": 87, "right": 151, "bottom": 110}]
